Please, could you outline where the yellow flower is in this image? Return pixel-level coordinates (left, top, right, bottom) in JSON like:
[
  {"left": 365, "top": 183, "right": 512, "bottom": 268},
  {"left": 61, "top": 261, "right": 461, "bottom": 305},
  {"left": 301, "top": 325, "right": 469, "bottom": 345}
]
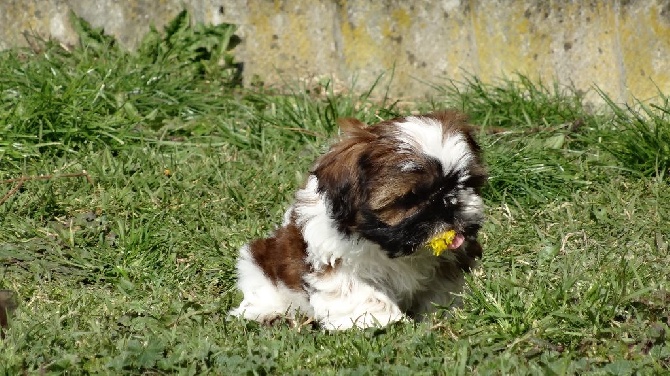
[{"left": 427, "top": 230, "right": 457, "bottom": 256}]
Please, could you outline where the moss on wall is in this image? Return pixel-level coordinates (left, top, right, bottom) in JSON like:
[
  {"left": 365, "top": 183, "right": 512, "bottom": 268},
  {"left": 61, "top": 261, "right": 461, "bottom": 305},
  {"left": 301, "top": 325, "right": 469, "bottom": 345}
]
[{"left": 2, "top": 0, "right": 669, "bottom": 103}]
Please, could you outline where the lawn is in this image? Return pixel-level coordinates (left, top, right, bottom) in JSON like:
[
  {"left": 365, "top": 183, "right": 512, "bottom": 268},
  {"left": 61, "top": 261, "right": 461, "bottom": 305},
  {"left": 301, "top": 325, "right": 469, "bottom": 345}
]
[{"left": 1, "top": 13, "right": 669, "bottom": 375}]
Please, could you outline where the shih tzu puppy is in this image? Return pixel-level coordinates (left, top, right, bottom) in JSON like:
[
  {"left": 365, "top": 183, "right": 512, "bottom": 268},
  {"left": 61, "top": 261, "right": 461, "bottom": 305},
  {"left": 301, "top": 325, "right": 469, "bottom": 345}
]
[{"left": 230, "top": 110, "right": 487, "bottom": 330}]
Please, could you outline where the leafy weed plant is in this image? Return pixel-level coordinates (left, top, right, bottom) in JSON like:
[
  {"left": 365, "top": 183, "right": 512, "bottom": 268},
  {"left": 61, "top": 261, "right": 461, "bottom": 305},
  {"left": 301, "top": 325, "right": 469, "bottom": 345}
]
[{"left": 0, "top": 10, "right": 240, "bottom": 166}]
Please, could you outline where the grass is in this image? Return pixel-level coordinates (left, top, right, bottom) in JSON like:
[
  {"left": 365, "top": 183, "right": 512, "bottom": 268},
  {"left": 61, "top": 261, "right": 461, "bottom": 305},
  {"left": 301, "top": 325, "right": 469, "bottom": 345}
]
[
  {"left": 597, "top": 88, "right": 670, "bottom": 178},
  {"left": 1, "top": 12, "right": 669, "bottom": 375}
]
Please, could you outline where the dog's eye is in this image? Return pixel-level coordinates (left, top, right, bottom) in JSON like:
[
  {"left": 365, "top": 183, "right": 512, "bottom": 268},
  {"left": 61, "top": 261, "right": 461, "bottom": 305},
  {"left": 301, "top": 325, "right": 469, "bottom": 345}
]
[{"left": 397, "top": 189, "right": 423, "bottom": 208}]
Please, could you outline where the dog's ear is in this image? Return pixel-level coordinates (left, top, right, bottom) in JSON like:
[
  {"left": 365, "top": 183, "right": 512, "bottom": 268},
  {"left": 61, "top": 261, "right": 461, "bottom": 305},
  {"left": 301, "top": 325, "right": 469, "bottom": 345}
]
[
  {"left": 336, "top": 117, "right": 368, "bottom": 135},
  {"left": 312, "top": 118, "right": 376, "bottom": 233}
]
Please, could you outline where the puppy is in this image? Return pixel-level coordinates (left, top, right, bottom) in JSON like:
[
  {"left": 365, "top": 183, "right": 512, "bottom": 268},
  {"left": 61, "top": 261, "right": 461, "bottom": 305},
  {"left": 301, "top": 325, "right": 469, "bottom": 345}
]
[{"left": 230, "top": 111, "right": 487, "bottom": 330}]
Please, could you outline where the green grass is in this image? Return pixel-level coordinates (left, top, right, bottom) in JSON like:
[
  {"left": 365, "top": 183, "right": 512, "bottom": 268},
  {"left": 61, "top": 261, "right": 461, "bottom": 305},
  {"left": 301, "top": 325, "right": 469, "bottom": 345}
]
[
  {"left": 1, "top": 13, "right": 669, "bottom": 375},
  {"left": 597, "top": 88, "right": 670, "bottom": 179}
]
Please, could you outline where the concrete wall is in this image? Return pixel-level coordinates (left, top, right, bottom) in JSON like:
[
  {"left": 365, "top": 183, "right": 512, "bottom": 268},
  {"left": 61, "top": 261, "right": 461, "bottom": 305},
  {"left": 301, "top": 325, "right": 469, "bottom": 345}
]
[{"left": 2, "top": 0, "right": 669, "bottom": 103}]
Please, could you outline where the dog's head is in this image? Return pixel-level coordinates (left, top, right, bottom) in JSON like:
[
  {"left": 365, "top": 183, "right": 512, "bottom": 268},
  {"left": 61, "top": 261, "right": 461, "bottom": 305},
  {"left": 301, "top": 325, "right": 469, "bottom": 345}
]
[{"left": 313, "top": 111, "right": 487, "bottom": 259}]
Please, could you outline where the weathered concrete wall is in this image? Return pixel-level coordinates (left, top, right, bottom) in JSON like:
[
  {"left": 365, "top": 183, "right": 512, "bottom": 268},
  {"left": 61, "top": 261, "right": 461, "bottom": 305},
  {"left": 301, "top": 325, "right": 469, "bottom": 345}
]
[{"left": 1, "top": 0, "right": 669, "bottom": 103}]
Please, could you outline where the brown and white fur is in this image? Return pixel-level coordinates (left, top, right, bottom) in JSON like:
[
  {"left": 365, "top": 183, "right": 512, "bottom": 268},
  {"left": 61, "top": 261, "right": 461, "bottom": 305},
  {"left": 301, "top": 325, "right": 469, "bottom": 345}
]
[{"left": 230, "top": 111, "right": 487, "bottom": 330}]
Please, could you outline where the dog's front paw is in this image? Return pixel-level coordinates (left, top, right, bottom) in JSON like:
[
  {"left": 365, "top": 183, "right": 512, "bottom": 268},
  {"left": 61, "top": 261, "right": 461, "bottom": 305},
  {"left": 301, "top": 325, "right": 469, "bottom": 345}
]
[
  {"left": 317, "top": 299, "right": 406, "bottom": 330},
  {"left": 326, "top": 311, "right": 406, "bottom": 330}
]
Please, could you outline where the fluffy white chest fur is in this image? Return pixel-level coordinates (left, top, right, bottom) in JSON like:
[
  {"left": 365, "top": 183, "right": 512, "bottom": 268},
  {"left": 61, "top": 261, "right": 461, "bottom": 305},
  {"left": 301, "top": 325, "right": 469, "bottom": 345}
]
[{"left": 230, "top": 111, "right": 486, "bottom": 330}]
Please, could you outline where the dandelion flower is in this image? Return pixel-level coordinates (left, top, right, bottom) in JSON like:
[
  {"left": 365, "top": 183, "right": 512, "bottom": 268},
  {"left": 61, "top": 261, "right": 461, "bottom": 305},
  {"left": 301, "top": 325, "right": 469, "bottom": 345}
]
[{"left": 427, "top": 230, "right": 457, "bottom": 256}]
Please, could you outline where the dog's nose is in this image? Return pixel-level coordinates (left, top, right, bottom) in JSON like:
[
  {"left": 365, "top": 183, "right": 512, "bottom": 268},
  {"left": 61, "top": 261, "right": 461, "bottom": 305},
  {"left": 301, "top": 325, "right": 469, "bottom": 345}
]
[{"left": 464, "top": 223, "right": 481, "bottom": 236}]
